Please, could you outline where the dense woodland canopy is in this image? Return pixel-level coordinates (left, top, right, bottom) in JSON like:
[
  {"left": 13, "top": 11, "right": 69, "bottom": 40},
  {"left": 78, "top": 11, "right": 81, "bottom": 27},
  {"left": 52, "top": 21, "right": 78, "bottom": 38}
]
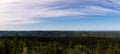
[{"left": 0, "top": 32, "right": 120, "bottom": 54}]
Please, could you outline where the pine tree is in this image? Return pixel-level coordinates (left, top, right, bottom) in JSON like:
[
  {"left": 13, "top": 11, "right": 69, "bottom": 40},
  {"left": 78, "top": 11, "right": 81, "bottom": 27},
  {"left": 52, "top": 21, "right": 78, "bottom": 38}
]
[
  {"left": 11, "top": 33, "right": 19, "bottom": 54},
  {"left": 1, "top": 39, "right": 10, "bottom": 54},
  {"left": 22, "top": 38, "right": 31, "bottom": 54}
]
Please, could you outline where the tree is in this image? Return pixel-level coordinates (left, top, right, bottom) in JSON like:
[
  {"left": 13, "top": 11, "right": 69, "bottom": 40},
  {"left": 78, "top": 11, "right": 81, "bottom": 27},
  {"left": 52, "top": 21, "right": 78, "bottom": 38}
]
[
  {"left": 22, "top": 38, "right": 31, "bottom": 54},
  {"left": 1, "top": 39, "right": 10, "bottom": 54},
  {"left": 11, "top": 33, "right": 20, "bottom": 54}
]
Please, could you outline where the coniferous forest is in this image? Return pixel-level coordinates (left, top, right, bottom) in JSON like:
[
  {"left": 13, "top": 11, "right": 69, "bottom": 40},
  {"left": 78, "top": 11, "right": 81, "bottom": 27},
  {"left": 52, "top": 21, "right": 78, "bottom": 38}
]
[{"left": 1, "top": 31, "right": 120, "bottom": 54}]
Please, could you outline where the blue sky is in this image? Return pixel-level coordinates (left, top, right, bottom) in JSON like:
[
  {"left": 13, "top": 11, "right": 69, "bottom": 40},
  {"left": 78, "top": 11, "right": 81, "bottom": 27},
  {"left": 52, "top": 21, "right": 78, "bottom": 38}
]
[{"left": 0, "top": 0, "right": 120, "bottom": 31}]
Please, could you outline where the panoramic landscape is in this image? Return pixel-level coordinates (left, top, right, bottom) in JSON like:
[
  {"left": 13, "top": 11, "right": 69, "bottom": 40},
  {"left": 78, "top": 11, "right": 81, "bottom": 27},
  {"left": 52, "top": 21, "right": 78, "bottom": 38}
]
[{"left": 1, "top": 0, "right": 120, "bottom": 54}]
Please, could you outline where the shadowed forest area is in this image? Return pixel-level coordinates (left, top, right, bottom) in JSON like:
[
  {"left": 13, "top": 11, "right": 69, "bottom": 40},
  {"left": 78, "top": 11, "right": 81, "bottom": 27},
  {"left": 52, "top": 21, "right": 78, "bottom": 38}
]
[{"left": 1, "top": 32, "right": 120, "bottom": 54}]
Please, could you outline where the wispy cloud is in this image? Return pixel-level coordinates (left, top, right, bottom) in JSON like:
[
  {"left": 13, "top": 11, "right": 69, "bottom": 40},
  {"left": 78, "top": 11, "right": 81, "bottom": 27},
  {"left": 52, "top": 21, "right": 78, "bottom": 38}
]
[{"left": 0, "top": 0, "right": 120, "bottom": 30}]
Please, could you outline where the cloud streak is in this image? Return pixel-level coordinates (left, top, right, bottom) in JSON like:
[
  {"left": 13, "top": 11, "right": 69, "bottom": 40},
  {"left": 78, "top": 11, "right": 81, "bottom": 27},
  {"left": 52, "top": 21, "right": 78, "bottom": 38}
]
[{"left": 0, "top": 0, "right": 120, "bottom": 30}]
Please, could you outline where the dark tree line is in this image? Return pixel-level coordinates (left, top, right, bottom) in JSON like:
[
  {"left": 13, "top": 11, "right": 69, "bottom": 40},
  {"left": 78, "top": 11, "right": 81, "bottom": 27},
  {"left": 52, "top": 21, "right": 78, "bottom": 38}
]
[{"left": 0, "top": 33, "right": 120, "bottom": 54}]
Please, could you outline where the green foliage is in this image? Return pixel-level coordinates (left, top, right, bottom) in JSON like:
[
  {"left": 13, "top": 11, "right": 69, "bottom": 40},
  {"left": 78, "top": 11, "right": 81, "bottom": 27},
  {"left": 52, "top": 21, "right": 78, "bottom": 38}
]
[{"left": 1, "top": 33, "right": 120, "bottom": 54}]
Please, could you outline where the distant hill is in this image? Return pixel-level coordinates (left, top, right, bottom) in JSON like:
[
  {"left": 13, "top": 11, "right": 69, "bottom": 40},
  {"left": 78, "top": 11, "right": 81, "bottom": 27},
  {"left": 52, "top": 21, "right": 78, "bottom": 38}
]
[{"left": 0, "top": 31, "right": 120, "bottom": 37}]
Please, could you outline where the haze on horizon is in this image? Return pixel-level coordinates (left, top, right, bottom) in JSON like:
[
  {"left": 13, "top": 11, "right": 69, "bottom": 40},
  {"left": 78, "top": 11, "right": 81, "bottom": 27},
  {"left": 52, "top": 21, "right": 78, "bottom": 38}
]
[{"left": 0, "top": 0, "right": 120, "bottom": 31}]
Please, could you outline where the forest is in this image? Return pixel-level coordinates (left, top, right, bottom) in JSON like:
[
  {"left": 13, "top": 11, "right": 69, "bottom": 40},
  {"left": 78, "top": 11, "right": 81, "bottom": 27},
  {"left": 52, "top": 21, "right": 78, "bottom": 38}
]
[{"left": 1, "top": 32, "right": 120, "bottom": 54}]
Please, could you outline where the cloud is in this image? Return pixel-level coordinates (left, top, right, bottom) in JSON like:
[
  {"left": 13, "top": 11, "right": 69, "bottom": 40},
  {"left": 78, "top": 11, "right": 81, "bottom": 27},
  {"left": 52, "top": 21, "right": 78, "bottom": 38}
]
[
  {"left": 0, "top": 0, "right": 120, "bottom": 30},
  {"left": 111, "top": 0, "right": 120, "bottom": 5}
]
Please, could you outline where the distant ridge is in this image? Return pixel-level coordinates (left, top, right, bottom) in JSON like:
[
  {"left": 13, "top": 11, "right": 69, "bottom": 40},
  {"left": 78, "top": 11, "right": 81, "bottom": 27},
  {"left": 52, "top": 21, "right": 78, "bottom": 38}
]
[{"left": 0, "top": 31, "right": 120, "bottom": 37}]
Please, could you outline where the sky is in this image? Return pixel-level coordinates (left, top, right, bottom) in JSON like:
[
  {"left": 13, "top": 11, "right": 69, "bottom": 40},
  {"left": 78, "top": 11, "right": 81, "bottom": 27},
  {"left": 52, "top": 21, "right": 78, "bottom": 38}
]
[{"left": 0, "top": 0, "right": 120, "bottom": 31}]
